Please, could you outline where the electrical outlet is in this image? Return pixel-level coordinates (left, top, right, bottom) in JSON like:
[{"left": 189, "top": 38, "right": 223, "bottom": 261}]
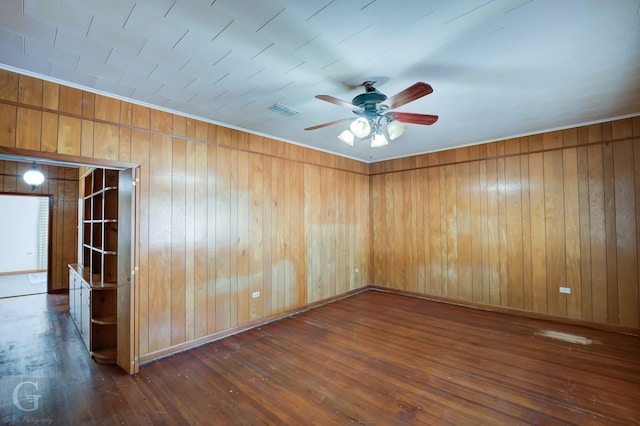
[
  {"left": 252, "top": 291, "right": 260, "bottom": 298},
  {"left": 559, "top": 287, "right": 571, "bottom": 294},
  {"left": 354, "top": 268, "right": 359, "bottom": 273}
]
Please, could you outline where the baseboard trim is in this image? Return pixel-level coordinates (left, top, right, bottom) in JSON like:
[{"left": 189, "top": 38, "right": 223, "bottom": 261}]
[
  {"left": 367, "top": 285, "right": 640, "bottom": 337},
  {"left": 139, "top": 286, "right": 368, "bottom": 365},
  {"left": 0, "top": 269, "right": 46, "bottom": 276}
]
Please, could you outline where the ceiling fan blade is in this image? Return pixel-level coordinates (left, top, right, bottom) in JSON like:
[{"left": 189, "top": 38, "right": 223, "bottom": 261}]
[
  {"left": 387, "top": 82, "right": 433, "bottom": 109},
  {"left": 304, "top": 118, "right": 352, "bottom": 131},
  {"left": 316, "top": 95, "right": 357, "bottom": 109},
  {"left": 390, "top": 112, "right": 439, "bottom": 126}
]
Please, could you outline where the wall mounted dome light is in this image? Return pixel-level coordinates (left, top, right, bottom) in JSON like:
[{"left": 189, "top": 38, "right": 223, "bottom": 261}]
[{"left": 23, "top": 161, "right": 45, "bottom": 191}]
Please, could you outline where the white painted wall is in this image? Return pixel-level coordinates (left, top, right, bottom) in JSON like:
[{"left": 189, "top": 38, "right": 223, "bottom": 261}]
[{"left": 0, "top": 195, "right": 44, "bottom": 273}]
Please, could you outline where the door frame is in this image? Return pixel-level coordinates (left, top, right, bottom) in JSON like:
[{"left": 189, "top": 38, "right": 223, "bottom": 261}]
[{"left": 0, "top": 146, "right": 140, "bottom": 374}]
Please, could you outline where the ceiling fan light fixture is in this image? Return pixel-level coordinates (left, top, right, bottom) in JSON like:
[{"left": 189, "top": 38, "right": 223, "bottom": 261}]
[
  {"left": 387, "top": 119, "right": 407, "bottom": 140},
  {"left": 337, "top": 129, "right": 355, "bottom": 146},
  {"left": 349, "top": 117, "right": 371, "bottom": 138},
  {"left": 23, "top": 161, "right": 45, "bottom": 190},
  {"left": 370, "top": 132, "right": 388, "bottom": 148}
]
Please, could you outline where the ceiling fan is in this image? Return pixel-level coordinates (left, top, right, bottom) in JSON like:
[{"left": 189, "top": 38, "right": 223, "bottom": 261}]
[{"left": 304, "top": 81, "right": 438, "bottom": 147}]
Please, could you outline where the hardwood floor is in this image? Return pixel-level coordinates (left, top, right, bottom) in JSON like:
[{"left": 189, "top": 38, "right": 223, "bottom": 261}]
[
  {"left": 0, "top": 273, "right": 47, "bottom": 298},
  {"left": 1, "top": 290, "right": 639, "bottom": 425}
]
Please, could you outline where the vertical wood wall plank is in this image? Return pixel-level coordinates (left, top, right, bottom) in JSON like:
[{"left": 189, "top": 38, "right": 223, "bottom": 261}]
[
  {"left": 58, "top": 86, "right": 82, "bottom": 115},
  {"left": 57, "top": 116, "right": 81, "bottom": 156},
  {"left": 18, "top": 75, "right": 43, "bottom": 107},
  {"left": 215, "top": 146, "right": 231, "bottom": 331},
  {"left": 271, "top": 158, "right": 284, "bottom": 313},
  {"left": 371, "top": 174, "right": 385, "bottom": 286},
  {"left": 42, "top": 81, "right": 59, "bottom": 110},
  {"left": 392, "top": 172, "right": 406, "bottom": 289},
  {"left": 456, "top": 162, "right": 472, "bottom": 301},
  {"left": 16, "top": 108, "right": 41, "bottom": 151},
  {"left": 184, "top": 140, "right": 196, "bottom": 342},
  {"left": 236, "top": 150, "right": 250, "bottom": 324},
  {"left": 520, "top": 153, "right": 533, "bottom": 311},
  {"left": 428, "top": 167, "right": 442, "bottom": 296},
  {"left": 0, "top": 69, "right": 19, "bottom": 101},
  {"left": 486, "top": 158, "right": 501, "bottom": 305},
  {"left": 563, "top": 148, "right": 582, "bottom": 319},
  {"left": 80, "top": 120, "right": 94, "bottom": 158},
  {"left": 412, "top": 169, "right": 426, "bottom": 293},
  {"left": 41, "top": 112, "right": 58, "bottom": 152},
  {"left": 262, "top": 156, "right": 273, "bottom": 316},
  {"left": 229, "top": 145, "right": 239, "bottom": 326},
  {"left": 193, "top": 143, "right": 209, "bottom": 338},
  {"left": 171, "top": 138, "right": 186, "bottom": 345},
  {"left": 469, "top": 160, "right": 483, "bottom": 302},
  {"left": 496, "top": 154, "right": 508, "bottom": 306},
  {"left": 291, "top": 161, "right": 305, "bottom": 308},
  {"left": 147, "top": 133, "right": 173, "bottom": 352},
  {"left": 577, "top": 146, "right": 592, "bottom": 320},
  {"left": 602, "top": 143, "right": 619, "bottom": 323},
  {"left": 206, "top": 141, "right": 217, "bottom": 334},
  {"left": 543, "top": 150, "right": 566, "bottom": 316},
  {"left": 505, "top": 155, "right": 524, "bottom": 309},
  {"left": 384, "top": 173, "right": 395, "bottom": 288},
  {"left": 587, "top": 144, "right": 608, "bottom": 323},
  {"left": 613, "top": 141, "right": 638, "bottom": 326},
  {"left": 635, "top": 138, "right": 640, "bottom": 328},
  {"left": 130, "top": 129, "right": 150, "bottom": 355},
  {"left": 119, "top": 128, "right": 131, "bottom": 163},
  {"left": 93, "top": 123, "right": 119, "bottom": 160},
  {"left": 0, "top": 104, "right": 17, "bottom": 147},
  {"left": 249, "top": 153, "right": 264, "bottom": 320}
]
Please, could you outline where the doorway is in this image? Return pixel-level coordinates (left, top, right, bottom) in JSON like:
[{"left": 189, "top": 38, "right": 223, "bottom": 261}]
[
  {"left": 0, "top": 193, "right": 51, "bottom": 298},
  {"left": 0, "top": 149, "right": 140, "bottom": 374}
]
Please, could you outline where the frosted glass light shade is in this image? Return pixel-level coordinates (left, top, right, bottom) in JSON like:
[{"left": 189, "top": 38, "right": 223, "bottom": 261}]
[
  {"left": 337, "top": 129, "right": 355, "bottom": 146},
  {"left": 387, "top": 120, "right": 407, "bottom": 140},
  {"left": 23, "top": 162, "right": 45, "bottom": 189},
  {"left": 370, "top": 132, "right": 388, "bottom": 147},
  {"left": 349, "top": 117, "right": 371, "bottom": 138}
]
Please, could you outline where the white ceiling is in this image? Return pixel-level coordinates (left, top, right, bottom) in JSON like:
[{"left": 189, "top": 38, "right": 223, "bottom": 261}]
[{"left": 1, "top": 0, "right": 639, "bottom": 162}]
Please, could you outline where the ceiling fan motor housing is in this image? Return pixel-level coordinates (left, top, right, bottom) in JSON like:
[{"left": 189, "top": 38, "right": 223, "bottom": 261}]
[{"left": 351, "top": 91, "right": 387, "bottom": 110}]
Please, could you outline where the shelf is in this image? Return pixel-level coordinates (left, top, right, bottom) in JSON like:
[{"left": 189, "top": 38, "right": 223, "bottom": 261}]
[
  {"left": 92, "top": 347, "right": 117, "bottom": 364},
  {"left": 92, "top": 315, "right": 117, "bottom": 325},
  {"left": 74, "top": 168, "right": 124, "bottom": 367}
]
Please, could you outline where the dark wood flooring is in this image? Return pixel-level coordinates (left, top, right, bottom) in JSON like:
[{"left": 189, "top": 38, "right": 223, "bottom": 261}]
[{"left": 1, "top": 290, "right": 639, "bottom": 425}]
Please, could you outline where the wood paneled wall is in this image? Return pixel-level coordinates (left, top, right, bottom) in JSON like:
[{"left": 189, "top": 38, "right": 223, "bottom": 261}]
[
  {"left": 370, "top": 118, "right": 640, "bottom": 328},
  {"left": 0, "top": 69, "right": 370, "bottom": 358},
  {"left": 0, "top": 160, "right": 78, "bottom": 291}
]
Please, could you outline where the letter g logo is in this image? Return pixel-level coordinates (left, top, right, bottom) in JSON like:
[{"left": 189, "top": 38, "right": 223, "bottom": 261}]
[{"left": 12, "top": 381, "right": 41, "bottom": 412}]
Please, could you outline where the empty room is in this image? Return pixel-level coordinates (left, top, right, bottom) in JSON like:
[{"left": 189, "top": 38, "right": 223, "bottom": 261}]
[{"left": 0, "top": 0, "right": 639, "bottom": 424}]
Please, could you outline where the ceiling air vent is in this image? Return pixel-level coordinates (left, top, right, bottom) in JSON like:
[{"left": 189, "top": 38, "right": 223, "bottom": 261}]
[{"left": 267, "top": 103, "right": 300, "bottom": 117}]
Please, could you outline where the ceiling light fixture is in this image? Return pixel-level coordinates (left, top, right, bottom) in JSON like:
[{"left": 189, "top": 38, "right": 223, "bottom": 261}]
[
  {"left": 337, "top": 129, "right": 355, "bottom": 146},
  {"left": 306, "top": 81, "right": 438, "bottom": 149},
  {"left": 349, "top": 117, "right": 371, "bottom": 138},
  {"left": 387, "top": 119, "right": 407, "bottom": 141},
  {"left": 23, "top": 161, "right": 45, "bottom": 191},
  {"left": 370, "top": 131, "right": 389, "bottom": 148},
  {"left": 338, "top": 115, "right": 392, "bottom": 148}
]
